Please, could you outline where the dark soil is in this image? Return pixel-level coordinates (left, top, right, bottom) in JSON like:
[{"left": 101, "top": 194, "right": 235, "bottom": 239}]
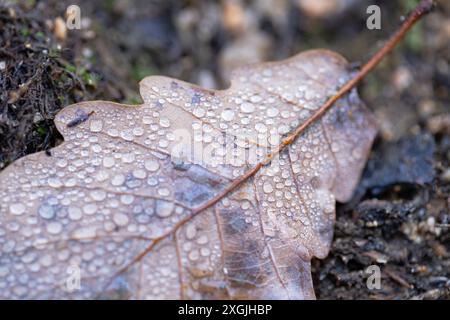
[
  {"left": 1, "top": 0, "right": 449, "bottom": 299},
  {"left": 0, "top": 3, "right": 125, "bottom": 168}
]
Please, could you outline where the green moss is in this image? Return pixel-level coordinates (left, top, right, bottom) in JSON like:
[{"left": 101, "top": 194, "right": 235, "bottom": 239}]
[
  {"left": 57, "top": 95, "right": 66, "bottom": 105},
  {"left": 404, "top": 24, "right": 423, "bottom": 53},
  {"left": 23, "top": 0, "right": 36, "bottom": 8},
  {"left": 400, "top": 0, "right": 424, "bottom": 53},
  {"left": 20, "top": 28, "right": 30, "bottom": 37},
  {"left": 104, "top": 0, "right": 117, "bottom": 12},
  {"left": 131, "top": 64, "right": 156, "bottom": 81},
  {"left": 63, "top": 64, "right": 99, "bottom": 88},
  {"left": 48, "top": 47, "right": 62, "bottom": 58},
  {"left": 36, "top": 125, "right": 47, "bottom": 138},
  {"left": 124, "top": 95, "right": 143, "bottom": 105},
  {"left": 35, "top": 31, "right": 45, "bottom": 39},
  {"left": 64, "top": 63, "right": 77, "bottom": 74},
  {"left": 79, "top": 68, "right": 99, "bottom": 88}
]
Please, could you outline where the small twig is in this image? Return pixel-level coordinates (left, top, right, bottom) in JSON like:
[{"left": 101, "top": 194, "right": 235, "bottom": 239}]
[
  {"left": 99, "top": 0, "right": 434, "bottom": 292},
  {"left": 385, "top": 267, "right": 413, "bottom": 289},
  {"left": 0, "top": 48, "right": 15, "bottom": 59},
  {"left": 7, "top": 64, "right": 46, "bottom": 104}
]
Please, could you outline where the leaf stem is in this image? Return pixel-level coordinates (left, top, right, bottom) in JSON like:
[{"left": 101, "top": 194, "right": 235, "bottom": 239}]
[{"left": 193, "top": 0, "right": 434, "bottom": 214}]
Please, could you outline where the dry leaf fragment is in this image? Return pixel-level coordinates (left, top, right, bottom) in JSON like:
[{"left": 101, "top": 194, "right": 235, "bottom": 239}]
[
  {"left": 0, "top": 50, "right": 377, "bottom": 299},
  {"left": 54, "top": 17, "right": 67, "bottom": 41},
  {"left": 296, "top": 0, "right": 358, "bottom": 18}
]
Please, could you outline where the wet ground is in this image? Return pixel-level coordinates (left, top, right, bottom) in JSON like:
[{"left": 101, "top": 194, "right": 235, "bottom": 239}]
[{"left": 0, "top": 0, "right": 449, "bottom": 299}]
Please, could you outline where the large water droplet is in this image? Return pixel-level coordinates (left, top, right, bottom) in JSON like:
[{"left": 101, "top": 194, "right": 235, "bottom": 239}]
[
  {"left": 159, "top": 118, "right": 171, "bottom": 128},
  {"left": 113, "top": 213, "right": 130, "bottom": 227},
  {"left": 48, "top": 177, "right": 63, "bottom": 188},
  {"left": 83, "top": 203, "right": 97, "bottom": 215},
  {"left": 72, "top": 226, "right": 97, "bottom": 238},
  {"left": 120, "top": 130, "right": 134, "bottom": 141},
  {"left": 90, "top": 190, "right": 107, "bottom": 201},
  {"left": 120, "top": 194, "right": 134, "bottom": 205},
  {"left": 185, "top": 224, "right": 197, "bottom": 240},
  {"left": 188, "top": 250, "right": 199, "bottom": 261},
  {"left": 240, "top": 102, "right": 255, "bottom": 113},
  {"left": 144, "top": 160, "right": 160, "bottom": 172},
  {"left": 143, "top": 116, "right": 152, "bottom": 125},
  {"left": 266, "top": 107, "right": 279, "bottom": 118},
  {"left": 200, "top": 247, "right": 211, "bottom": 257},
  {"left": 68, "top": 207, "right": 83, "bottom": 220},
  {"left": 38, "top": 204, "right": 55, "bottom": 219},
  {"left": 103, "top": 156, "right": 115, "bottom": 168},
  {"left": 122, "top": 153, "right": 135, "bottom": 163},
  {"left": 46, "top": 222, "right": 63, "bottom": 235},
  {"left": 155, "top": 201, "right": 174, "bottom": 217},
  {"left": 158, "top": 188, "right": 170, "bottom": 197},
  {"left": 250, "top": 95, "right": 262, "bottom": 103},
  {"left": 89, "top": 119, "right": 103, "bottom": 132},
  {"left": 133, "top": 169, "right": 147, "bottom": 179},
  {"left": 263, "top": 181, "right": 274, "bottom": 193},
  {"left": 95, "top": 170, "right": 109, "bottom": 182},
  {"left": 193, "top": 107, "right": 206, "bottom": 117},
  {"left": 197, "top": 235, "right": 208, "bottom": 245},
  {"left": 255, "top": 123, "right": 267, "bottom": 133},
  {"left": 133, "top": 127, "right": 144, "bottom": 136},
  {"left": 107, "top": 128, "right": 119, "bottom": 137},
  {"left": 10, "top": 203, "right": 26, "bottom": 216},
  {"left": 56, "top": 159, "right": 68, "bottom": 168},
  {"left": 111, "top": 174, "right": 125, "bottom": 186},
  {"left": 221, "top": 109, "right": 235, "bottom": 122}
]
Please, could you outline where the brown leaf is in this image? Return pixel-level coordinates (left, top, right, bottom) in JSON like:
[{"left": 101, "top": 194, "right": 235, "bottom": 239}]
[{"left": 0, "top": 50, "right": 377, "bottom": 299}]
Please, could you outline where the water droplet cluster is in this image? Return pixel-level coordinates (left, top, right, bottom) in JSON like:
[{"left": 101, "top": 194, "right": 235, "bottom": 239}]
[{"left": 0, "top": 51, "right": 377, "bottom": 299}]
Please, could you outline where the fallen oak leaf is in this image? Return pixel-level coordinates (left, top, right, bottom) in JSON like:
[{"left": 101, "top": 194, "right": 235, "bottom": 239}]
[
  {"left": 0, "top": 0, "right": 433, "bottom": 300},
  {"left": 0, "top": 49, "right": 375, "bottom": 300}
]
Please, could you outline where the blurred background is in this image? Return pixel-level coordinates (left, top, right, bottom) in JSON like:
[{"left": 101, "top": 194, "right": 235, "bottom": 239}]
[{"left": 0, "top": 0, "right": 449, "bottom": 299}]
